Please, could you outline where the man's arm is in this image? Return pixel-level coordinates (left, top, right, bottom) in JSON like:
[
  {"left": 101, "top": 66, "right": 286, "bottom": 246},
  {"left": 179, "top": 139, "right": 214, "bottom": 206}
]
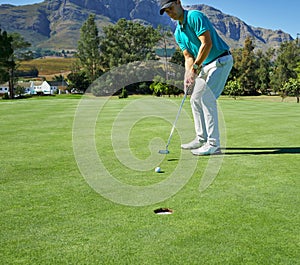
[
  {"left": 183, "top": 49, "right": 195, "bottom": 90},
  {"left": 183, "top": 30, "right": 213, "bottom": 90},
  {"left": 194, "top": 30, "right": 212, "bottom": 67}
]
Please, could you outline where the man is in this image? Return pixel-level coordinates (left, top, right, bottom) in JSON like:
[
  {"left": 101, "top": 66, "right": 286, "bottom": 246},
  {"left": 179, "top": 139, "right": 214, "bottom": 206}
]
[{"left": 159, "top": 0, "right": 233, "bottom": 155}]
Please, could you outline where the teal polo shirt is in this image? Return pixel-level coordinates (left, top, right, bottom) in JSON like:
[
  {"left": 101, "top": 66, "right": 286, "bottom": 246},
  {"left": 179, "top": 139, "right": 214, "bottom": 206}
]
[{"left": 174, "top": 10, "right": 229, "bottom": 65}]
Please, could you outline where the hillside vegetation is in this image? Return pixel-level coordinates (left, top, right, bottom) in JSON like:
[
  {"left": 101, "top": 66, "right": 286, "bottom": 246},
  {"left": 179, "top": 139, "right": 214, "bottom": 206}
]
[{"left": 19, "top": 57, "right": 76, "bottom": 78}]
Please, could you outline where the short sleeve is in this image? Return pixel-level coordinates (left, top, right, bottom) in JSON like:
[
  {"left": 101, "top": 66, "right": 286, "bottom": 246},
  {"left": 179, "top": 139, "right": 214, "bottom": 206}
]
[{"left": 188, "top": 11, "right": 210, "bottom": 37}]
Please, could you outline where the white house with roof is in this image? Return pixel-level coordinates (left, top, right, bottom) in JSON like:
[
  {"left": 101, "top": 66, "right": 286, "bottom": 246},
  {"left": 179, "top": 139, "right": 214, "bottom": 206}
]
[
  {"left": 0, "top": 80, "right": 67, "bottom": 96},
  {"left": 0, "top": 84, "right": 9, "bottom": 95},
  {"left": 29, "top": 80, "right": 61, "bottom": 95}
]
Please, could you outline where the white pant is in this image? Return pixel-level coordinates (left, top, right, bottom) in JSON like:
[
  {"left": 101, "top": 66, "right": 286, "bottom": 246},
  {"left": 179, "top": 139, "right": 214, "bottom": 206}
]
[{"left": 190, "top": 54, "right": 233, "bottom": 147}]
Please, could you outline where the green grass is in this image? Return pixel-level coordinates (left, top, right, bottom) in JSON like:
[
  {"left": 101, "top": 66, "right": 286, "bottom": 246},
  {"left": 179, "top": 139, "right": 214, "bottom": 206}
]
[{"left": 0, "top": 95, "right": 299, "bottom": 264}]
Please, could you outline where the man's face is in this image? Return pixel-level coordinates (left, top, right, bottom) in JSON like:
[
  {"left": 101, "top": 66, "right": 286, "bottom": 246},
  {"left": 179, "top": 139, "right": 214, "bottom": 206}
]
[{"left": 164, "top": 1, "right": 182, "bottom": 21}]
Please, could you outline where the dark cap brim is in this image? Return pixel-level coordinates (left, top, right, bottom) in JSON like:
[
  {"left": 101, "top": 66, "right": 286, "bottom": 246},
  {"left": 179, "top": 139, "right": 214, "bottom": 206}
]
[{"left": 159, "top": 2, "right": 175, "bottom": 15}]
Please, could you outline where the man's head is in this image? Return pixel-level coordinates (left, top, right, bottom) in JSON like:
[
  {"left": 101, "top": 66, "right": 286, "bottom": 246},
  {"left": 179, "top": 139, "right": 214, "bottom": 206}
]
[
  {"left": 159, "top": 0, "right": 176, "bottom": 15},
  {"left": 159, "top": 0, "right": 183, "bottom": 21}
]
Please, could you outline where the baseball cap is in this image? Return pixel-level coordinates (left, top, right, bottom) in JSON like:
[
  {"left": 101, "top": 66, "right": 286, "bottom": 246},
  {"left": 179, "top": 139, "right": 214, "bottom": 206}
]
[{"left": 159, "top": 0, "right": 177, "bottom": 15}]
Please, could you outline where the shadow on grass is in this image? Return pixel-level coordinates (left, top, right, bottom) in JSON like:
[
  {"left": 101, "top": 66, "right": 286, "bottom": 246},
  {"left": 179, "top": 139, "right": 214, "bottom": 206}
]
[
  {"left": 223, "top": 147, "right": 300, "bottom": 155},
  {"left": 165, "top": 147, "right": 300, "bottom": 161}
]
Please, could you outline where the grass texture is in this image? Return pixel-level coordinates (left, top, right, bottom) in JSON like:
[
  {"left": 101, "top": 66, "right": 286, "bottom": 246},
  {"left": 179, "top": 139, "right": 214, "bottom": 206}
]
[{"left": 0, "top": 95, "right": 299, "bottom": 264}]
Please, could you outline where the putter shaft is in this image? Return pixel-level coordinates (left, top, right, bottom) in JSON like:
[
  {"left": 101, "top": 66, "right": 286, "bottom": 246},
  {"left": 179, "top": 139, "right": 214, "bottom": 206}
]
[{"left": 159, "top": 86, "right": 191, "bottom": 154}]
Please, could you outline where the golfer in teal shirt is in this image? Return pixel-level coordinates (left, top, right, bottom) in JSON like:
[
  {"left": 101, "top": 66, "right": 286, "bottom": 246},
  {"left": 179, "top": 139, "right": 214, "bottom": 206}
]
[
  {"left": 175, "top": 9, "right": 230, "bottom": 66},
  {"left": 160, "top": 0, "right": 233, "bottom": 155}
]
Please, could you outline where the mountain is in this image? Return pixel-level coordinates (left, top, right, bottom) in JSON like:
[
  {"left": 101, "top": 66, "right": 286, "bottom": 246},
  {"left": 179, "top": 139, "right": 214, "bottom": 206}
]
[
  {"left": 186, "top": 5, "right": 293, "bottom": 50},
  {"left": 0, "top": 0, "right": 293, "bottom": 51}
]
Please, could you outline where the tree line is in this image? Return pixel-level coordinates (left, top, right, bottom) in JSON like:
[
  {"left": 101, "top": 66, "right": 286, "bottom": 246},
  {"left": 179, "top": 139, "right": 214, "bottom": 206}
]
[
  {"left": 1, "top": 15, "right": 299, "bottom": 101},
  {"left": 225, "top": 37, "right": 300, "bottom": 102},
  {"left": 67, "top": 15, "right": 300, "bottom": 102}
]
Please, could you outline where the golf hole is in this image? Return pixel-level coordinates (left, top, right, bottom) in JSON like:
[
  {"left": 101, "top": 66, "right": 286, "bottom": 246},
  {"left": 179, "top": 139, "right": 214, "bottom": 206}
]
[{"left": 153, "top": 208, "right": 174, "bottom": 215}]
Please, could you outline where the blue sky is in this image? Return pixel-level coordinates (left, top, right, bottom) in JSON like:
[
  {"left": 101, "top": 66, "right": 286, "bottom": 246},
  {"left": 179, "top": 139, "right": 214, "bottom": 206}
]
[{"left": 1, "top": 0, "right": 299, "bottom": 38}]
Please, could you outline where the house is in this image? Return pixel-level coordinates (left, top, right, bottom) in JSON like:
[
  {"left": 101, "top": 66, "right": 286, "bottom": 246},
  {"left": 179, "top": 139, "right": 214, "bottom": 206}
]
[
  {"left": 47, "top": 81, "right": 68, "bottom": 94},
  {"left": 31, "top": 80, "right": 68, "bottom": 95},
  {"left": 0, "top": 84, "right": 9, "bottom": 95},
  {"left": 32, "top": 81, "right": 53, "bottom": 95},
  {"left": 16, "top": 81, "right": 34, "bottom": 95},
  {"left": 0, "top": 80, "right": 68, "bottom": 96}
]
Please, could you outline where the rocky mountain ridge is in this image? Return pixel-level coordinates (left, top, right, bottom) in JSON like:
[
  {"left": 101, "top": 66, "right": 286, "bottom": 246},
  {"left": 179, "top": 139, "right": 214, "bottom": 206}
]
[{"left": 0, "top": 0, "right": 293, "bottom": 51}]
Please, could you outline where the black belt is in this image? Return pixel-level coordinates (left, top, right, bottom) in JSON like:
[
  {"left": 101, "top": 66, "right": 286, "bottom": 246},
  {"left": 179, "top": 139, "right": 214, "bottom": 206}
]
[{"left": 203, "top": 51, "right": 231, "bottom": 66}]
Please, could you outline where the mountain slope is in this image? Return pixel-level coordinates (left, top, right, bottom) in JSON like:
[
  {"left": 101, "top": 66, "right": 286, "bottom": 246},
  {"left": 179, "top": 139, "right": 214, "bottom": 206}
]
[
  {"left": 0, "top": 0, "right": 293, "bottom": 51},
  {"left": 187, "top": 5, "right": 292, "bottom": 49}
]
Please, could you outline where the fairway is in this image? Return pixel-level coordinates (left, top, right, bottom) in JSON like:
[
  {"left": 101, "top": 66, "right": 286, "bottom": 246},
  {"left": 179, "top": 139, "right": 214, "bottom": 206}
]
[{"left": 0, "top": 95, "right": 299, "bottom": 264}]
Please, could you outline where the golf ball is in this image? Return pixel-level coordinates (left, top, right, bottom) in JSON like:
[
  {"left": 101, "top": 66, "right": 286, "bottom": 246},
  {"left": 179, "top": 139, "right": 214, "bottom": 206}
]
[{"left": 155, "top": 167, "right": 161, "bottom": 173}]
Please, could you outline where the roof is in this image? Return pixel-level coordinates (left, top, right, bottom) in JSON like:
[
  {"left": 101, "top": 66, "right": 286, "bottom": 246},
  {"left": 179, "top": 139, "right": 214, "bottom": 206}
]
[{"left": 48, "top": 81, "right": 68, "bottom": 86}]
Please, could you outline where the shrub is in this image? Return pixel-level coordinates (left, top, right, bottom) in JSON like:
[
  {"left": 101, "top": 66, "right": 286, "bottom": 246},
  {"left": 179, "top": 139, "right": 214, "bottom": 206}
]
[
  {"left": 118, "top": 88, "right": 128, "bottom": 99},
  {"left": 224, "top": 79, "right": 243, "bottom": 99}
]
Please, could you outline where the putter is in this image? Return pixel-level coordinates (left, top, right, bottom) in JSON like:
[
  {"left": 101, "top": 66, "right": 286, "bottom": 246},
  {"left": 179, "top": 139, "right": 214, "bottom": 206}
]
[{"left": 159, "top": 86, "right": 191, "bottom": 154}]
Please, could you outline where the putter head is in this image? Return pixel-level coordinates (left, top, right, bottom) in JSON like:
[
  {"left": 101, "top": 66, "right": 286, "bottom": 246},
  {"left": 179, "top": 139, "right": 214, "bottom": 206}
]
[{"left": 158, "top": 149, "right": 169, "bottom": 154}]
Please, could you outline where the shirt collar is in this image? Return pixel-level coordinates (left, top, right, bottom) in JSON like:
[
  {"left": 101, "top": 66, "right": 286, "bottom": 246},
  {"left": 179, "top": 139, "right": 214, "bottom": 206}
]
[{"left": 178, "top": 10, "right": 188, "bottom": 30}]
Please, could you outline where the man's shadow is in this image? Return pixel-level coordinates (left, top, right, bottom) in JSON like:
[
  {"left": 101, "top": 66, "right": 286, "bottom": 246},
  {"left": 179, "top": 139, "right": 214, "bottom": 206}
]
[
  {"left": 167, "top": 147, "right": 300, "bottom": 161},
  {"left": 222, "top": 147, "right": 300, "bottom": 155}
]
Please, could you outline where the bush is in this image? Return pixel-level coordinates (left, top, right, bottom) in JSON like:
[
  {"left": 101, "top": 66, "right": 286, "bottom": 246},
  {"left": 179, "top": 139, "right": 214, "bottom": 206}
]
[
  {"left": 149, "top": 82, "right": 163, "bottom": 97},
  {"left": 118, "top": 88, "right": 128, "bottom": 99},
  {"left": 2, "top": 93, "right": 9, "bottom": 100},
  {"left": 282, "top": 78, "right": 300, "bottom": 103},
  {"left": 223, "top": 79, "right": 243, "bottom": 99}
]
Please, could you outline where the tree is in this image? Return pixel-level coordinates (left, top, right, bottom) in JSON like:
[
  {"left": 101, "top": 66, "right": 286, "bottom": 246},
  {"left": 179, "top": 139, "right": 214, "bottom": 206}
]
[
  {"left": 67, "top": 71, "right": 90, "bottom": 93},
  {"left": 99, "top": 19, "right": 161, "bottom": 69},
  {"left": 88, "top": 19, "right": 162, "bottom": 96},
  {"left": 238, "top": 36, "right": 257, "bottom": 95},
  {"left": 255, "top": 48, "right": 275, "bottom": 95},
  {"left": 77, "top": 14, "right": 102, "bottom": 82},
  {"left": 157, "top": 26, "right": 173, "bottom": 80},
  {"left": 9, "top": 33, "right": 31, "bottom": 99},
  {"left": 229, "top": 48, "right": 242, "bottom": 82},
  {"left": 0, "top": 29, "right": 31, "bottom": 99},
  {"left": 14, "top": 84, "right": 26, "bottom": 97},
  {"left": 295, "top": 62, "right": 300, "bottom": 79},
  {"left": 52, "top": 74, "right": 64, "bottom": 82},
  {"left": 0, "top": 29, "right": 14, "bottom": 97},
  {"left": 271, "top": 40, "right": 300, "bottom": 92},
  {"left": 9, "top": 32, "right": 31, "bottom": 60},
  {"left": 15, "top": 66, "right": 38, "bottom": 78},
  {"left": 170, "top": 48, "right": 184, "bottom": 67}
]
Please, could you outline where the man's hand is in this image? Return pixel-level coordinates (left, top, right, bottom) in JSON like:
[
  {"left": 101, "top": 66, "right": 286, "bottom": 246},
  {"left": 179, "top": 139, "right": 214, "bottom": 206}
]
[
  {"left": 182, "top": 30, "right": 212, "bottom": 92},
  {"left": 184, "top": 67, "right": 196, "bottom": 92},
  {"left": 183, "top": 50, "right": 197, "bottom": 92}
]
